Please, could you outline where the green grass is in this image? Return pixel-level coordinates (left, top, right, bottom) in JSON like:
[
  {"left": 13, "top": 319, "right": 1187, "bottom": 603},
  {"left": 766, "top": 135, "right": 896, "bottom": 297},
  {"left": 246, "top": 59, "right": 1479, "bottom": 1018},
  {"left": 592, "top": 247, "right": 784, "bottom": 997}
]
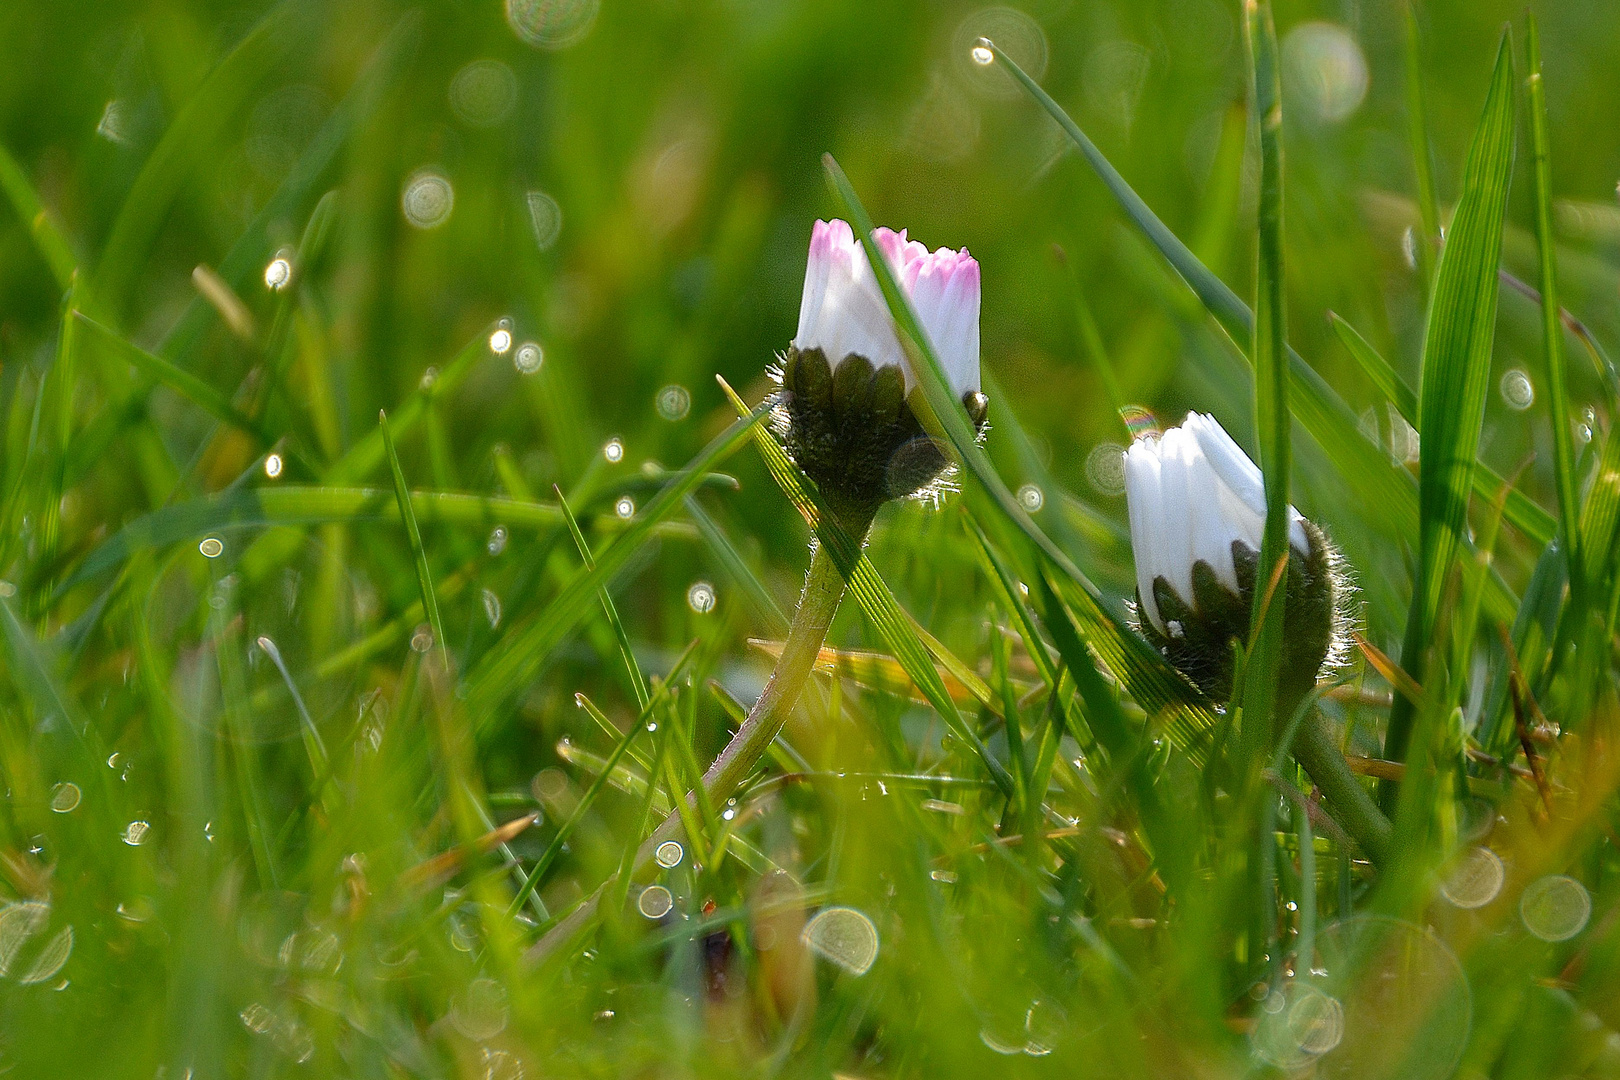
[{"left": 5, "top": 0, "right": 1620, "bottom": 1076}]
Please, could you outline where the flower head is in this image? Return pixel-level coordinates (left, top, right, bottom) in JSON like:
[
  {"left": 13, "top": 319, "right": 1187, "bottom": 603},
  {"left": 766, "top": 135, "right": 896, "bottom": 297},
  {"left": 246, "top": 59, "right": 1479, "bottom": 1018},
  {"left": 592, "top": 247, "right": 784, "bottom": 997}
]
[
  {"left": 778, "top": 219, "right": 987, "bottom": 523},
  {"left": 1123, "top": 412, "right": 1345, "bottom": 704}
]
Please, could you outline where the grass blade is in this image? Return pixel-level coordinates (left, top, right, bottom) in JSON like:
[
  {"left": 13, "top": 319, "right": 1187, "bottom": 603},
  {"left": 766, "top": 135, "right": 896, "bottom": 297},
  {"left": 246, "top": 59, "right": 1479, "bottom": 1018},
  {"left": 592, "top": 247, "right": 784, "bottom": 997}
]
[
  {"left": 1404, "top": 2, "right": 1442, "bottom": 293},
  {"left": 0, "top": 141, "right": 76, "bottom": 290},
  {"left": 1386, "top": 29, "right": 1517, "bottom": 768},
  {"left": 380, "top": 410, "right": 448, "bottom": 671},
  {"left": 1527, "top": 14, "right": 1585, "bottom": 610},
  {"left": 1243, "top": 0, "right": 1292, "bottom": 750}
]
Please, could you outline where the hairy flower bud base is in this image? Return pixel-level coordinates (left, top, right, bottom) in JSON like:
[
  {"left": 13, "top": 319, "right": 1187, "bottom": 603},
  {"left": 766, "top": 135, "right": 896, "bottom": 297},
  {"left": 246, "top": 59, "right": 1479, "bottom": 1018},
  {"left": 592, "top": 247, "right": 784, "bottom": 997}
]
[
  {"left": 1135, "top": 520, "right": 1337, "bottom": 706},
  {"left": 777, "top": 346, "right": 988, "bottom": 521}
]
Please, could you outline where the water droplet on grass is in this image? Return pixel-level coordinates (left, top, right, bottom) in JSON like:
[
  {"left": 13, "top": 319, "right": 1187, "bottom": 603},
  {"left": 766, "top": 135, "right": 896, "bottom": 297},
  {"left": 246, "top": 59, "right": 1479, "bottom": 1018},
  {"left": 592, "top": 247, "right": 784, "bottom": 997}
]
[
  {"left": 655, "top": 841, "right": 684, "bottom": 868},
  {"left": 199, "top": 537, "right": 224, "bottom": 558},
  {"left": 971, "top": 41, "right": 994, "bottom": 65},
  {"left": 49, "top": 783, "right": 80, "bottom": 813},
  {"left": 1521, "top": 874, "right": 1590, "bottom": 941},
  {"left": 487, "top": 527, "right": 508, "bottom": 555},
  {"left": 603, "top": 438, "right": 624, "bottom": 463},
  {"left": 263, "top": 253, "right": 292, "bottom": 291},
  {"left": 506, "top": 0, "right": 600, "bottom": 49},
  {"left": 686, "top": 581, "right": 715, "bottom": 613},
  {"left": 1499, "top": 368, "right": 1535, "bottom": 410},
  {"left": 514, "top": 342, "right": 543, "bottom": 374},
  {"left": 264, "top": 453, "right": 283, "bottom": 478},
  {"left": 1440, "top": 847, "right": 1504, "bottom": 909},
  {"left": 451, "top": 977, "right": 510, "bottom": 1040},
  {"left": 402, "top": 170, "right": 454, "bottom": 229},
  {"left": 656, "top": 384, "right": 691, "bottom": 420},
  {"left": 801, "top": 906, "right": 879, "bottom": 975},
  {"left": 410, "top": 624, "right": 434, "bottom": 653},
  {"left": 122, "top": 820, "right": 151, "bottom": 846},
  {"left": 615, "top": 496, "right": 635, "bottom": 519},
  {"left": 527, "top": 191, "right": 563, "bottom": 250},
  {"left": 489, "top": 326, "right": 513, "bottom": 355},
  {"left": 482, "top": 589, "right": 502, "bottom": 628},
  {"left": 449, "top": 60, "right": 518, "bottom": 127},
  {"left": 1086, "top": 442, "right": 1126, "bottom": 495},
  {"left": 482, "top": 1047, "right": 525, "bottom": 1080},
  {"left": 1017, "top": 483, "right": 1044, "bottom": 512},
  {"left": 638, "top": 885, "right": 674, "bottom": 919}
]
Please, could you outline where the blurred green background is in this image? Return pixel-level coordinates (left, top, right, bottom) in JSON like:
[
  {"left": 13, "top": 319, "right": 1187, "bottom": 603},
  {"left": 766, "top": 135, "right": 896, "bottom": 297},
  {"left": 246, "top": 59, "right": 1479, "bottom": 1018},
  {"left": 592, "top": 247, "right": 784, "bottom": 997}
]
[{"left": 2, "top": 0, "right": 1620, "bottom": 1076}]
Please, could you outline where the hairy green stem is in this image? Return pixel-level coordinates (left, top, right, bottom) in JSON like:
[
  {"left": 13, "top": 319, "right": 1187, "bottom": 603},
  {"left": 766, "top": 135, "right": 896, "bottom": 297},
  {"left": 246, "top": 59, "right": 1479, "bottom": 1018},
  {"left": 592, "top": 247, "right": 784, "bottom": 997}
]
[
  {"left": 525, "top": 538, "right": 852, "bottom": 966},
  {"left": 1291, "top": 710, "right": 1391, "bottom": 864}
]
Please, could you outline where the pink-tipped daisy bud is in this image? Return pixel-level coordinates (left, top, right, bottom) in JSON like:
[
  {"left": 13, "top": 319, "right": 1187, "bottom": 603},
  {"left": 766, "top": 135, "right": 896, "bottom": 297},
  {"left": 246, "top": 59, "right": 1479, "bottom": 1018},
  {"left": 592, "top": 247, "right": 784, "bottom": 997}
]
[
  {"left": 776, "top": 219, "right": 988, "bottom": 522},
  {"left": 1123, "top": 412, "right": 1345, "bottom": 705}
]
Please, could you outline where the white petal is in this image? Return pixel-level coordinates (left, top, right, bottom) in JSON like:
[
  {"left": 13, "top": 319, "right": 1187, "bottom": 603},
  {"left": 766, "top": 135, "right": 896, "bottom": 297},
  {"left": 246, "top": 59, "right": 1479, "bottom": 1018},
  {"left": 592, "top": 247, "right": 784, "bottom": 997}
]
[
  {"left": 1184, "top": 411, "right": 1309, "bottom": 554},
  {"left": 1123, "top": 438, "right": 1167, "bottom": 632}
]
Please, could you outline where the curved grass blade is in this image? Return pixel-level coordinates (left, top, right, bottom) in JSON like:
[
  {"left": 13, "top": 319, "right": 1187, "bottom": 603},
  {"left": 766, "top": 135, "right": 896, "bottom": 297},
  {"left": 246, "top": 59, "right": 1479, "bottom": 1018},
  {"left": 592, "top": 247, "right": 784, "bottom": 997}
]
[
  {"left": 557, "top": 486, "right": 650, "bottom": 710},
  {"left": 1403, "top": 2, "right": 1441, "bottom": 293},
  {"left": 0, "top": 142, "right": 76, "bottom": 290},
  {"left": 75, "top": 312, "right": 273, "bottom": 444},
  {"left": 63, "top": 487, "right": 577, "bottom": 591},
  {"left": 89, "top": 0, "right": 317, "bottom": 319},
  {"left": 1386, "top": 31, "right": 1517, "bottom": 770},
  {"left": 381, "top": 411, "right": 447, "bottom": 671}
]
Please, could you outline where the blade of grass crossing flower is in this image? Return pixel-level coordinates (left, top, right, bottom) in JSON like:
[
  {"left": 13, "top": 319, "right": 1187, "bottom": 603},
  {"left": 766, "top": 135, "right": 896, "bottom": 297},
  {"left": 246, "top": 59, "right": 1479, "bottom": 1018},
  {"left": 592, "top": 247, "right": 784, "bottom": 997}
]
[
  {"left": 1243, "top": 0, "right": 1291, "bottom": 754},
  {"left": 380, "top": 411, "right": 448, "bottom": 671},
  {"left": 0, "top": 141, "right": 76, "bottom": 290},
  {"left": 461, "top": 407, "right": 767, "bottom": 736},
  {"left": 984, "top": 39, "right": 1556, "bottom": 551},
  {"left": 1386, "top": 32, "right": 1516, "bottom": 774},
  {"left": 821, "top": 155, "right": 1216, "bottom": 762},
  {"left": 1404, "top": 2, "right": 1441, "bottom": 294},
  {"left": 716, "top": 376, "right": 1016, "bottom": 797},
  {"left": 1527, "top": 14, "right": 1586, "bottom": 612}
]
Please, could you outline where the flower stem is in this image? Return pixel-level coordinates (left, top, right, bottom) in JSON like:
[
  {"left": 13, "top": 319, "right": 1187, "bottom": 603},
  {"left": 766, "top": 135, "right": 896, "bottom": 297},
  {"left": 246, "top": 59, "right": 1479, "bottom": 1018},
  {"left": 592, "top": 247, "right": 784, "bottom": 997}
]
[
  {"left": 526, "top": 537, "right": 852, "bottom": 966},
  {"left": 1291, "top": 709, "right": 1391, "bottom": 864}
]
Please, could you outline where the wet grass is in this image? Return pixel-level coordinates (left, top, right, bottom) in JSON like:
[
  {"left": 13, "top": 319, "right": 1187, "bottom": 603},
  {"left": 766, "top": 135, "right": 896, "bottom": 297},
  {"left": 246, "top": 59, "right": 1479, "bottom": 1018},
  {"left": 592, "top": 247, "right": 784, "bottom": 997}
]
[{"left": 5, "top": 0, "right": 1620, "bottom": 1077}]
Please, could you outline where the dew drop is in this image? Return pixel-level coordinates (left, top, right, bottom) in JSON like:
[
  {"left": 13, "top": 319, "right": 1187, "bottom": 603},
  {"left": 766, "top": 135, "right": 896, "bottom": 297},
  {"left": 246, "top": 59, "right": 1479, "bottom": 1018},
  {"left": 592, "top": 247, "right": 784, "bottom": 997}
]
[
  {"left": 487, "top": 526, "right": 508, "bottom": 555},
  {"left": 801, "top": 906, "right": 879, "bottom": 975},
  {"left": 402, "top": 169, "right": 454, "bottom": 229},
  {"left": 614, "top": 496, "right": 635, "bottom": 520},
  {"left": 198, "top": 537, "right": 224, "bottom": 558},
  {"left": 1520, "top": 874, "right": 1591, "bottom": 941},
  {"left": 263, "top": 253, "right": 292, "bottom": 291},
  {"left": 506, "top": 0, "right": 600, "bottom": 50},
  {"left": 638, "top": 884, "right": 674, "bottom": 919},
  {"left": 18, "top": 925, "right": 73, "bottom": 985},
  {"left": 514, "top": 341, "right": 543, "bottom": 374},
  {"left": 971, "top": 42, "right": 994, "bottom": 65},
  {"left": 930, "top": 869, "right": 958, "bottom": 883},
  {"left": 1440, "top": 846, "right": 1504, "bottom": 909},
  {"left": 482, "top": 589, "right": 502, "bottom": 629},
  {"left": 1085, "top": 442, "right": 1126, "bottom": 495},
  {"left": 526, "top": 190, "right": 563, "bottom": 250},
  {"left": 603, "top": 438, "right": 624, "bottom": 463},
  {"left": 451, "top": 977, "right": 510, "bottom": 1040},
  {"left": 410, "top": 624, "right": 435, "bottom": 653},
  {"left": 420, "top": 365, "right": 439, "bottom": 390},
  {"left": 656, "top": 384, "right": 691, "bottom": 420},
  {"left": 263, "top": 453, "right": 283, "bottom": 479},
  {"left": 686, "top": 580, "right": 716, "bottom": 614},
  {"left": 48, "top": 782, "right": 80, "bottom": 814},
  {"left": 489, "top": 326, "right": 514, "bottom": 355},
  {"left": 449, "top": 59, "right": 518, "bottom": 128},
  {"left": 1017, "top": 483, "right": 1044, "bottom": 512},
  {"left": 122, "top": 820, "right": 151, "bottom": 846},
  {"left": 655, "top": 841, "right": 684, "bottom": 868},
  {"left": 1499, "top": 368, "right": 1535, "bottom": 411}
]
